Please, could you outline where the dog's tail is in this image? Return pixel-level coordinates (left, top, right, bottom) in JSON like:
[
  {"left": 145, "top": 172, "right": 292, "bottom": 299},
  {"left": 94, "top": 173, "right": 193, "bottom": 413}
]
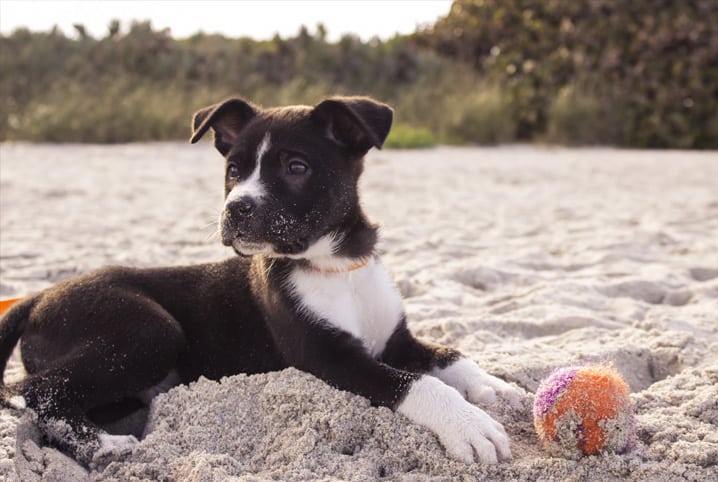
[{"left": 0, "top": 296, "right": 35, "bottom": 388}]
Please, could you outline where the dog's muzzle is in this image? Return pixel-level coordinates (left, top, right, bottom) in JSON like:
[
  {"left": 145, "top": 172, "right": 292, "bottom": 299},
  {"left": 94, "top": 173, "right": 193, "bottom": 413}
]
[
  {"left": 219, "top": 196, "right": 311, "bottom": 256},
  {"left": 220, "top": 196, "right": 257, "bottom": 246}
]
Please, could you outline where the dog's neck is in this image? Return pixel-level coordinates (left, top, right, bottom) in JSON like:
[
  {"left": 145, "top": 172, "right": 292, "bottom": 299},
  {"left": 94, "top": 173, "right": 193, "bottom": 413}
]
[
  {"left": 306, "top": 256, "right": 372, "bottom": 274},
  {"left": 305, "top": 209, "right": 378, "bottom": 272},
  {"left": 291, "top": 252, "right": 374, "bottom": 275},
  {"left": 332, "top": 208, "right": 378, "bottom": 256}
]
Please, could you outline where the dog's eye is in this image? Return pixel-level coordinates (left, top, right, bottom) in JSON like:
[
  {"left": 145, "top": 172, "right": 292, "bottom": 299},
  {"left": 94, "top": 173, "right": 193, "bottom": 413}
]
[
  {"left": 287, "top": 159, "right": 309, "bottom": 175},
  {"left": 227, "top": 164, "right": 240, "bottom": 178}
]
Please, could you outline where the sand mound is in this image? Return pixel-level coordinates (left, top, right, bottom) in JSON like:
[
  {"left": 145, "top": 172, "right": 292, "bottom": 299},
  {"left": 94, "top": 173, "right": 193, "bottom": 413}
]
[
  {"left": 1, "top": 144, "right": 717, "bottom": 480},
  {"left": 7, "top": 364, "right": 716, "bottom": 481}
]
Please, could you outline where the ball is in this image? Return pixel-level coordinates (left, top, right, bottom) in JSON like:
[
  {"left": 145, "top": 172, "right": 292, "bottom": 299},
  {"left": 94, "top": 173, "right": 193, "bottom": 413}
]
[{"left": 533, "top": 365, "right": 635, "bottom": 459}]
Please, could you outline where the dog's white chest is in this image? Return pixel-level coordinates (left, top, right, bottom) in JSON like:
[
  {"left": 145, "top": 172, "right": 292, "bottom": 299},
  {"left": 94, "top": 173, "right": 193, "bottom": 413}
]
[{"left": 289, "top": 258, "right": 404, "bottom": 356}]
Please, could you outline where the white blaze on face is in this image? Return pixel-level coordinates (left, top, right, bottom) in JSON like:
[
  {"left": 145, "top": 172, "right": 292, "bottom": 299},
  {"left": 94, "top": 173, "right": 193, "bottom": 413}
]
[{"left": 225, "top": 132, "right": 271, "bottom": 206}]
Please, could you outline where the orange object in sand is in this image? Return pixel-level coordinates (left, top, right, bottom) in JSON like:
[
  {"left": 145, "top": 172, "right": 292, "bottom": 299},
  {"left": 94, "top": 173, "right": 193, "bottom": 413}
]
[
  {"left": 533, "top": 365, "right": 635, "bottom": 458},
  {"left": 0, "top": 297, "right": 21, "bottom": 315}
]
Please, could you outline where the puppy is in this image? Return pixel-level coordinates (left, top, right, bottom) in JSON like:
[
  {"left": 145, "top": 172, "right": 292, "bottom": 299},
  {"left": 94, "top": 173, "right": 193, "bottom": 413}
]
[{"left": 0, "top": 96, "right": 520, "bottom": 465}]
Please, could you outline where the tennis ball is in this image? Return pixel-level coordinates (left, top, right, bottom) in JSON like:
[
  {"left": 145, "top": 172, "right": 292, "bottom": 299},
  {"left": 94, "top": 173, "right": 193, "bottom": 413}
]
[{"left": 533, "top": 365, "right": 635, "bottom": 459}]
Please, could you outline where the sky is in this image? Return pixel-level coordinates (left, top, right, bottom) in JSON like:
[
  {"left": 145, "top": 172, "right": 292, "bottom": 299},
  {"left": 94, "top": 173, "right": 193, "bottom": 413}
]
[{"left": 0, "top": 0, "right": 453, "bottom": 41}]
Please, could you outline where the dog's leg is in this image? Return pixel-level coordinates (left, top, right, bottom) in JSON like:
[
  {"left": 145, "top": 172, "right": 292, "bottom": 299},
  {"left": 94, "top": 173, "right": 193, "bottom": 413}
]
[
  {"left": 278, "top": 324, "right": 511, "bottom": 464},
  {"left": 380, "top": 319, "right": 523, "bottom": 408},
  {"left": 15, "top": 367, "right": 137, "bottom": 464},
  {"left": 16, "top": 305, "right": 185, "bottom": 465}
]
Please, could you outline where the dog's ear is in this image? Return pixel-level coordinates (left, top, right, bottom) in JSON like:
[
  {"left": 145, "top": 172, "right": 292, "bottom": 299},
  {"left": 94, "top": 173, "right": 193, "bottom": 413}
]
[
  {"left": 311, "top": 96, "right": 393, "bottom": 154},
  {"left": 190, "top": 98, "right": 258, "bottom": 156}
]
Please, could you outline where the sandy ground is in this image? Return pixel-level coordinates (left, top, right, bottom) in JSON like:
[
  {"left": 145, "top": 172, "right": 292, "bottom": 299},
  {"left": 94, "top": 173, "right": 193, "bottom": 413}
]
[{"left": 1, "top": 143, "right": 717, "bottom": 481}]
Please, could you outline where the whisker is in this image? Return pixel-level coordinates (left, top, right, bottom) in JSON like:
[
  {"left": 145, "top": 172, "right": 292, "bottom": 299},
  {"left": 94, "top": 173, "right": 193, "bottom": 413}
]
[{"left": 199, "top": 209, "right": 223, "bottom": 241}]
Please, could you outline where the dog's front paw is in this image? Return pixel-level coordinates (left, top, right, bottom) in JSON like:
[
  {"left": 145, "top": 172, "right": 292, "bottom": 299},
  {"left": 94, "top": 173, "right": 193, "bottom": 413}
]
[
  {"left": 397, "top": 375, "right": 511, "bottom": 464},
  {"left": 434, "top": 358, "right": 524, "bottom": 409}
]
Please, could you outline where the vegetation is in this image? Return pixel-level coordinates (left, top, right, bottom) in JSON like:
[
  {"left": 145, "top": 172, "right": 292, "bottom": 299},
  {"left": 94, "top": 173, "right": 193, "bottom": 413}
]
[
  {"left": 384, "top": 124, "right": 437, "bottom": 149},
  {"left": 1, "top": 1, "right": 716, "bottom": 148},
  {"left": 417, "top": 0, "right": 718, "bottom": 148}
]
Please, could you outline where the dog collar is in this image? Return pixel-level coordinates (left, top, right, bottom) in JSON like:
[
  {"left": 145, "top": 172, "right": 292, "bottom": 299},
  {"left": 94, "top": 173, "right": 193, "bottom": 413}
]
[{"left": 311, "top": 256, "right": 372, "bottom": 274}]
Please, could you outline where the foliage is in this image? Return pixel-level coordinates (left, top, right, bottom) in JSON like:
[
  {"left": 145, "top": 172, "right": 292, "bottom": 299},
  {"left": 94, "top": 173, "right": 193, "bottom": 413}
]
[
  {"left": 0, "top": 23, "right": 464, "bottom": 144},
  {"left": 416, "top": 0, "right": 718, "bottom": 148},
  {"left": 1, "top": 1, "right": 716, "bottom": 148},
  {"left": 384, "top": 124, "right": 437, "bottom": 149},
  {"left": 544, "top": 83, "right": 623, "bottom": 146},
  {"left": 443, "top": 85, "right": 516, "bottom": 144}
]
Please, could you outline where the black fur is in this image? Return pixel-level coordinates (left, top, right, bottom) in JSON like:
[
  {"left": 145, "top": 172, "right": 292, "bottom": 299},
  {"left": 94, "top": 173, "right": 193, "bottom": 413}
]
[
  {"left": 381, "top": 319, "right": 461, "bottom": 373},
  {"left": 0, "top": 96, "right": 464, "bottom": 465}
]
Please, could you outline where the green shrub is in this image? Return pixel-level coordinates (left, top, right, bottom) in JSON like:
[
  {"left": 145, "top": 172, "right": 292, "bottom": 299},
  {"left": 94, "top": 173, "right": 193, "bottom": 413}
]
[
  {"left": 545, "top": 84, "right": 618, "bottom": 145},
  {"left": 384, "top": 123, "right": 437, "bottom": 148},
  {"left": 2, "top": 2, "right": 716, "bottom": 149},
  {"left": 417, "top": 0, "right": 718, "bottom": 148},
  {"left": 445, "top": 86, "right": 516, "bottom": 144}
]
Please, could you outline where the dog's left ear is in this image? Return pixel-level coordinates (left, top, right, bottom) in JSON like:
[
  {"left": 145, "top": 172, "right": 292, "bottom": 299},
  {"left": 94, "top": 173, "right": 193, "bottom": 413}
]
[
  {"left": 311, "top": 96, "right": 393, "bottom": 154},
  {"left": 190, "top": 98, "right": 258, "bottom": 156}
]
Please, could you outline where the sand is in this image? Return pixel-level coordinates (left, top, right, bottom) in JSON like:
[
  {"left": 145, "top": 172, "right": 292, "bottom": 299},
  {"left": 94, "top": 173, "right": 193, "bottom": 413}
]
[{"left": 1, "top": 143, "right": 717, "bottom": 481}]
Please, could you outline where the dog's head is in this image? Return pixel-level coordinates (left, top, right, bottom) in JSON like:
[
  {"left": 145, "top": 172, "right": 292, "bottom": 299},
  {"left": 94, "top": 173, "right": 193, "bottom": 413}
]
[{"left": 190, "top": 96, "right": 393, "bottom": 261}]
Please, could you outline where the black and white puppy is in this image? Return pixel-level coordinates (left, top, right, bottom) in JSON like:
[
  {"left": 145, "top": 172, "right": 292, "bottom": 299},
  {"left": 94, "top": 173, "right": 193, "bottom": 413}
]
[{"left": 0, "top": 96, "right": 520, "bottom": 465}]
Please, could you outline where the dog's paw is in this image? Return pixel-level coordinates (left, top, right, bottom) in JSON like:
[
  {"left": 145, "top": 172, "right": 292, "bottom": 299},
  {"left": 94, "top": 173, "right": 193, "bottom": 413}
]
[
  {"left": 397, "top": 375, "right": 511, "bottom": 464},
  {"left": 8, "top": 395, "right": 27, "bottom": 410},
  {"left": 95, "top": 433, "right": 138, "bottom": 457},
  {"left": 433, "top": 358, "right": 524, "bottom": 409},
  {"left": 90, "top": 434, "right": 138, "bottom": 468},
  {"left": 98, "top": 433, "right": 139, "bottom": 451}
]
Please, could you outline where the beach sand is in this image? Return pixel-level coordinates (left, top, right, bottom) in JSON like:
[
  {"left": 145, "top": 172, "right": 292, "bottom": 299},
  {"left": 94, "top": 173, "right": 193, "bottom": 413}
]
[{"left": 1, "top": 144, "right": 716, "bottom": 480}]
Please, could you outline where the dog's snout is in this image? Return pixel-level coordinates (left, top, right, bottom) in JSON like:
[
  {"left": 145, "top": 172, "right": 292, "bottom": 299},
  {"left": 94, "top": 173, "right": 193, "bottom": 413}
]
[
  {"left": 228, "top": 197, "right": 256, "bottom": 216},
  {"left": 220, "top": 196, "right": 259, "bottom": 246}
]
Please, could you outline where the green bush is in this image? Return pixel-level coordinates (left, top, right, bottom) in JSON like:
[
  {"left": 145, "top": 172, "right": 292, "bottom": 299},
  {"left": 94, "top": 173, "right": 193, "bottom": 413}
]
[
  {"left": 445, "top": 86, "right": 516, "bottom": 144},
  {"left": 417, "top": 0, "right": 718, "bottom": 148},
  {"left": 545, "top": 84, "right": 621, "bottom": 145},
  {"left": 2, "top": 1, "right": 716, "bottom": 148},
  {"left": 384, "top": 124, "right": 437, "bottom": 148},
  {"left": 0, "top": 24, "right": 464, "bottom": 143}
]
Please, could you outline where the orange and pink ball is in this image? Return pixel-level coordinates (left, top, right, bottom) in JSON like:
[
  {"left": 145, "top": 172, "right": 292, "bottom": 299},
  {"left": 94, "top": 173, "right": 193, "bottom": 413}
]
[{"left": 533, "top": 365, "right": 635, "bottom": 458}]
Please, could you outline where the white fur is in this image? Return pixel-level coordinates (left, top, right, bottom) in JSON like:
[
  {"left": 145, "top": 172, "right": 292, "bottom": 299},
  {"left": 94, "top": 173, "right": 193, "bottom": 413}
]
[
  {"left": 432, "top": 358, "right": 523, "bottom": 409},
  {"left": 285, "top": 232, "right": 337, "bottom": 259},
  {"left": 396, "top": 375, "right": 511, "bottom": 464},
  {"left": 8, "top": 395, "right": 26, "bottom": 410},
  {"left": 232, "top": 239, "right": 274, "bottom": 256},
  {"left": 98, "top": 433, "right": 139, "bottom": 452},
  {"left": 288, "top": 256, "right": 403, "bottom": 356},
  {"left": 225, "top": 132, "right": 271, "bottom": 204},
  {"left": 283, "top": 232, "right": 354, "bottom": 271}
]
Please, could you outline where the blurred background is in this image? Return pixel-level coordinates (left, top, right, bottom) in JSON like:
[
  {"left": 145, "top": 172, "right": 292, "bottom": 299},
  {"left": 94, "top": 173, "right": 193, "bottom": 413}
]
[{"left": 1, "top": 0, "right": 716, "bottom": 148}]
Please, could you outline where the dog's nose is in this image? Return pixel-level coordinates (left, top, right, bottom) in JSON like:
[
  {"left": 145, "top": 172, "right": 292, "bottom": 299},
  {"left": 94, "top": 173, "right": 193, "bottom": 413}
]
[{"left": 228, "top": 196, "right": 256, "bottom": 216}]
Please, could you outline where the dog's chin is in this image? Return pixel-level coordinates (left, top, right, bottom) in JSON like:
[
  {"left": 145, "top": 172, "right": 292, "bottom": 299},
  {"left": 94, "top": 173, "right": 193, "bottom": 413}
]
[
  {"left": 230, "top": 239, "right": 273, "bottom": 256},
  {"left": 272, "top": 238, "right": 310, "bottom": 256},
  {"left": 229, "top": 237, "right": 311, "bottom": 259}
]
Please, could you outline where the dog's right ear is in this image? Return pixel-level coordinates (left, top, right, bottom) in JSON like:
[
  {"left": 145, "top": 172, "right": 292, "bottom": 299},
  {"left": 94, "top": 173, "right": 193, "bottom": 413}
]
[{"left": 190, "top": 98, "right": 258, "bottom": 156}]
